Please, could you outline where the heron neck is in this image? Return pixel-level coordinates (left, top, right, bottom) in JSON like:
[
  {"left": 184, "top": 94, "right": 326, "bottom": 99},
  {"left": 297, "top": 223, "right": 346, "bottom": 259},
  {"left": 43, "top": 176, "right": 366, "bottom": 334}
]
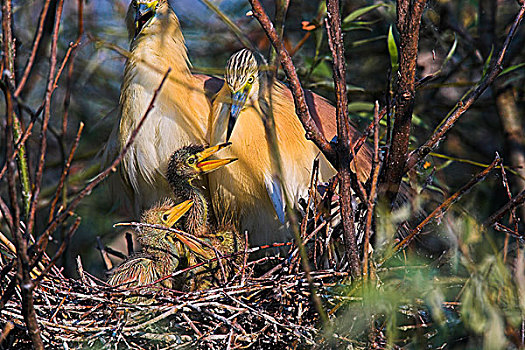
[
  {"left": 127, "top": 11, "right": 192, "bottom": 87},
  {"left": 171, "top": 178, "right": 208, "bottom": 236}
]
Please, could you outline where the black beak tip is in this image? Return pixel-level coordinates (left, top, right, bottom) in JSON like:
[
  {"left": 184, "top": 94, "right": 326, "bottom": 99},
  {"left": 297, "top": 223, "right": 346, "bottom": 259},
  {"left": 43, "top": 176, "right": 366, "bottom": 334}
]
[
  {"left": 226, "top": 119, "right": 236, "bottom": 141},
  {"left": 134, "top": 6, "right": 154, "bottom": 39}
]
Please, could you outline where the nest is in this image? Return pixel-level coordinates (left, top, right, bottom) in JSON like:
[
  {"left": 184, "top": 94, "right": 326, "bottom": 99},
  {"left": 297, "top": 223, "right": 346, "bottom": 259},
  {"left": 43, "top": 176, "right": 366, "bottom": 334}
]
[
  {"left": 0, "top": 249, "right": 350, "bottom": 349},
  {"left": 0, "top": 167, "right": 360, "bottom": 349}
]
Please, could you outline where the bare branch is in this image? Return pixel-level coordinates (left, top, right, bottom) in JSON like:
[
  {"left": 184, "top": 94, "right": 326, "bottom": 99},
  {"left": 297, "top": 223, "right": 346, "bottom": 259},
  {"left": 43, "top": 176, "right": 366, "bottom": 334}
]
[
  {"left": 363, "top": 102, "right": 382, "bottom": 280},
  {"left": 405, "top": 3, "right": 525, "bottom": 172},
  {"left": 27, "top": 0, "right": 65, "bottom": 235},
  {"left": 396, "top": 154, "right": 501, "bottom": 252},
  {"left": 382, "top": 0, "right": 427, "bottom": 203},
  {"left": 14, "top": 0, "right": 52, "bottom": 97},
  {"left": 48, "top": 122, "right": 84, "bottom": 223},
  {"left": 485, "top": 189, "right": 525, "bottom": 228},
  {"left": 326, "top": 0, "right": 360, "bottom": 276},
  {"left": 248, "top": 0, "right": 336, "bottom": 164}
]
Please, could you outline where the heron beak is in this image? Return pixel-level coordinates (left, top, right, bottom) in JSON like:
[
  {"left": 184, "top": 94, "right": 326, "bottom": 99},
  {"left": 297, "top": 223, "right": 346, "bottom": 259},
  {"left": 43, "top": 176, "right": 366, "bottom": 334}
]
[
  {"left": 164, "top": 199, "right": 194, "bottom": 227},
  {"left": 228, "top": 89, "right": 249, "bottom": 141},
  {"left": 176, "top": 234, "right": 208, "bottom": 257},
  {"left": 163, "top": 200, "right": 208, "bottom": 257},
  {"left": 196, "top": 143, "right": 237, "bottom": 173},
  {"left": 134, "top": 1, "right": 158, "bottom": 38}
]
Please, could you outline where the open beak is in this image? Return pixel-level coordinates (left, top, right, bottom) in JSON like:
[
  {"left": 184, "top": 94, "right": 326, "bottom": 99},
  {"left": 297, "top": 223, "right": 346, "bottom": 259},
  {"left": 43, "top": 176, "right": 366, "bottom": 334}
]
[
  {"left": 175, "top": 234, "right": 208, "bottom": 257},
  {"left": 163, "top": 200, "right": 208, "bottom": 256},
  {"left": 164, "top": 199, "right": 193, "bottom": 227},
  {"left": 134, "top": 1, "right": 157, "bottom": 38},
  {"left": 227, "top": 90, "right": 249, "bottom": 141},
  {"left": 195, "top": 143, "right": 237, "bottom": 173}
]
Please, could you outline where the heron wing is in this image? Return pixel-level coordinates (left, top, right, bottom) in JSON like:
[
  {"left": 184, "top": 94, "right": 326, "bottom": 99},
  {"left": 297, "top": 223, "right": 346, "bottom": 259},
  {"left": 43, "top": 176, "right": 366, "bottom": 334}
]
[{"left": 264, "top": 173, "right": 286, "bottom": 224}]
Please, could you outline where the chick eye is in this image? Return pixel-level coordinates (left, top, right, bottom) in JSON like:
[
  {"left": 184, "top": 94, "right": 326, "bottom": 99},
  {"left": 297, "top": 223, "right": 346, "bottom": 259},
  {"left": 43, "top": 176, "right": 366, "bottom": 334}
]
[
  {"left": 162, "top": 213, "right": 169, "bottom": 223},
  {"left": 217, "top": 235, "right": 224, "bottom": 243},
  {"left": 132, "top": 0, "right": 137, "bottom": 8},
  {"left": 187, "top": 156, "right": 196, "bottom": 165},
  {"left": 247, "top": 76, "right": 254, "bottom": 84}
]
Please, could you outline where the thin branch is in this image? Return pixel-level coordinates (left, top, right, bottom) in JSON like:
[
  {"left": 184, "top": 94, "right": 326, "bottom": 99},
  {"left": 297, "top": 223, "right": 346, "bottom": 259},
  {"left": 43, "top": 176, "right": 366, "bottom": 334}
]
[
  {"left": 485, "top": 189, "right": 525, "bottom": 228},
  {"left": 199, "top": 0, "right": 255, "bottom": 51},
  {"left": 499, "top": 158, "right": 518, "bottom": 262},
  {"left": 48, "top": 122, "right": 84, "bottom": 223},
  {"left": 395, "top": 154, "right": 501, "bottom": 252},
  {"left": 2, "top": 0, "right": 44, "bottom": 347},
  {"left": 405, "top": 3, "right": 525, "bottom": 172},
  {"left": 0, "top": 196, "right": 14, "bottom": 230},
  {"left": 14, "top": 0, "right": 52, "bottom": 97},
  {"left": 326, "top": 0, "right": 360, "bottom": 277},
  {"left": 36, "top": 69, "right": 172, "bottom": 252},
  {"left": 97, "top": 237, "right": 114, "bottom": 271},
  {"left": 248, "top": 0, "right": 336, "bottom": 164},
  {"left": 0, "top": 39, "right": 82, "bottom": 185},
  {"left": 27, "top": 0, "right": 65, "bottom": 235},
  {"left": 363, "top": 102, "right": 382, "bottom": 280},
  {"left": 61, "top": 0, "right": 84, "bottom": 135},
  {"left": 34, "top": 217, "right": 81, "bottom": 285}
]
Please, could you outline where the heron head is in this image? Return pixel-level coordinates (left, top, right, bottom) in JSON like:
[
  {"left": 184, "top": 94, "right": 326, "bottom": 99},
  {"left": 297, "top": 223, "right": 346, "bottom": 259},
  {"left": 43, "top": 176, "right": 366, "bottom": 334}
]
[
  {"left": 140, "top": 199, "right": 191, "bottom": 237},
  {"left": 126, "top": 0, "right": 170, "bottom": 41},
  {"left": 167, "top": 143, "right": 237, "bottom": 185},
  {"left": 207, "top": 229, "right": 240, "bottom": 255},
  {"left": 225, "top": 49, "right": 265, "bottom": 140},
  {"left": 138, "top": 199, "right": 208, "bottom": 256}
]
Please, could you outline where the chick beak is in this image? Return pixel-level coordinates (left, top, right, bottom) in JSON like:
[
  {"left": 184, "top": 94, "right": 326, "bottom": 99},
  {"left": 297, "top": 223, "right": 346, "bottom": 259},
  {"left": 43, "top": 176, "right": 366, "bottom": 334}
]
[
  {"left": 163, "top": 200, "right": 208, "bottom": 257},
  {"left": 164, "top": 199, "right": 193, "bottom": 227},
  {"left": 196, "top": 143, "right": 237, "bottom": 173},
  {"left": 134, "top": 1, "right": 157, "bottom": 38},
  {"left": 227, "top": 90, "right": 248, "bottom": 141},
  {"left": 177, "top": 234, "right": 208, "bottom": 257}
]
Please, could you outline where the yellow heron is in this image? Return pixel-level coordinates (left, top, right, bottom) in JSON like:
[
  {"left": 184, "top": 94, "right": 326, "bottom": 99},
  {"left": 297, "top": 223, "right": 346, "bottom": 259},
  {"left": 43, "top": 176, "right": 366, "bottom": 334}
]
[
  {"left": 166, "top": 142, "right": 237, "bottom": 236},
  {"left": 106, "top": 0, "right": 222, "bottom": 213},
  {"left": 166, "top": 143, "right": 242, "bottom": 291},
  {"left": 209, "top": 49, "right": 373, "bottom": 246}
]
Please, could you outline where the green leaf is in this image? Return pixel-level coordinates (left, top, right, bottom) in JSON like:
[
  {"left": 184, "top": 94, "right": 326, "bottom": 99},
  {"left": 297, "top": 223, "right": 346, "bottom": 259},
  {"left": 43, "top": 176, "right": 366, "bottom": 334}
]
[
  {"left": 498, "top": 62, "right": 525, "bottom": 77},
  {"left": 342, "top": 24, "right": 373, "bottom": 32},
  {"left": 442, "top": 34, "right": 458, "bottom": 67},
  {"left": 342, "top": 3, "right": 384, "bottom": 25},
  {"left": 387, "top": 25, "right": 399, "bottom": 74},
  {"left": 350, "top": 35, "right": 387, "bottom": 47},
  {"left": 481, "top": 45, "right": 494, "bottom": 77},
  {"left": 312, "top": 60, "right": 334, "bottom": 79},
  {"left": 411, "top": 113, "right": 429, "bottom": 129},
  {"left": 317, "top": 1, "right": 327, "bottom": 15},
  {"left": 347, "top": 101, "right": 375, "bottom": 113}
]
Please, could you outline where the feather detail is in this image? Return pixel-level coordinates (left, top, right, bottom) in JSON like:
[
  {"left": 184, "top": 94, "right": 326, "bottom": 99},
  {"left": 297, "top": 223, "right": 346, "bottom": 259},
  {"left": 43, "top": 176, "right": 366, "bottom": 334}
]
[{"left": 264, "top": 173, "right": 286, "bottom": 224}]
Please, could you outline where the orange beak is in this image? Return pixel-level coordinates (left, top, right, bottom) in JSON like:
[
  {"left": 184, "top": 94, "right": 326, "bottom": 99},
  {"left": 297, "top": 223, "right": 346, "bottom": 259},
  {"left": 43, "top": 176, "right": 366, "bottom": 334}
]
[
  {"left": 163, "top": 200, "right": 208, "bottom": 257},
  {"left": 195, "top": 143, "right": 237, "bottom": 174},
  {"left": 175, "top": 233, "right": 208, "bottom": 257},
  {"left": 164, "top": 199, "right": 193, "bottom": 227}
]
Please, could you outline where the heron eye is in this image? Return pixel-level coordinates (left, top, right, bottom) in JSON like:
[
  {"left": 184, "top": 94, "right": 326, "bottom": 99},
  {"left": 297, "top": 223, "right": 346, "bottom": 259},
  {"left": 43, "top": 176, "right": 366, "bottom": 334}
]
[
  {"left": 247, "top": 76, "right": 254, "bottom": 84},
  {"left": 187, "top": 156, "right": 196, "bottom": 165},
  {"left": 132, "top": 0, "right": 137, "bottom": 8}
]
